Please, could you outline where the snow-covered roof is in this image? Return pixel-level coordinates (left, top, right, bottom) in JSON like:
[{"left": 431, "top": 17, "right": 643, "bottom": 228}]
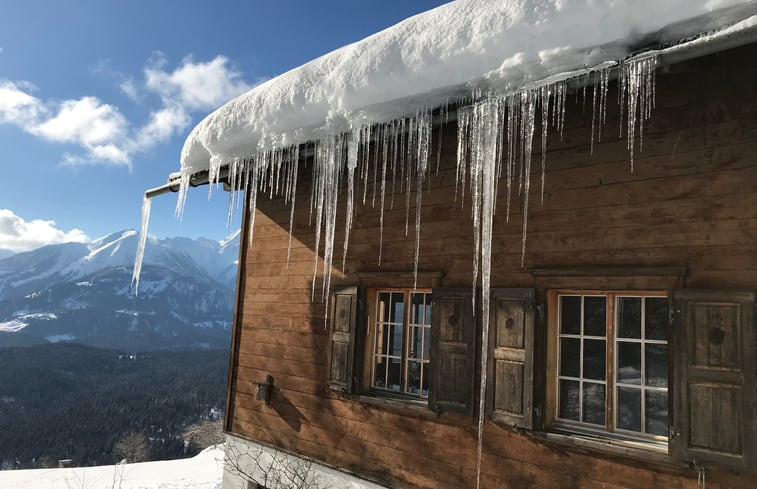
[{"left": 179, "top": 0, "right": 757, "bottom": 177}]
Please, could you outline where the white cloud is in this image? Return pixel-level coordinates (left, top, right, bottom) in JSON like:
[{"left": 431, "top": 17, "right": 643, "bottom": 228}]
[
  {"left": 0, "top": 209, "right": 89, "bottom": 252},
  {"left": 132, "top": 103, "right": 190, "bottom": 149},
  {"left": 35, "top": 97, "right": 126, "bottom": 145},
  {"left": 119, "top": 77, "right": 141, "bottom": 101},
  {"left": 145, "top": 54, "right": 252, "bottom": 111},
  {"left": 0, "top": 80, "right": 45, "bottom": 125},
  {"left": 0, "top": 53, "right": 255, "bottom": 168}
]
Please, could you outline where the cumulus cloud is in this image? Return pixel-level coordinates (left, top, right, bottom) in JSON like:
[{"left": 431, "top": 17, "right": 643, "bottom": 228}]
[
  {"left": 0, "top": 80, "right": 45, "bottom": 125},
  {"left": 145, "top": 54, "right": 252, "bottom": 111},
  {"left": 0, "top": 209, "right": 89, "bottom": 252},
  {"left": 0, "top": 53, "right": 255, "bottom": 168}
]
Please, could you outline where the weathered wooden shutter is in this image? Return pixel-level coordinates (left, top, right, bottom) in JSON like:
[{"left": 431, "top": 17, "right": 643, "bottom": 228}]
[
  {"left": 429, "top": 288, "right": 476, "bottom": 415},
  {"left": 671, "top": 289, "right": 756, "bottom": 472},
  {"left": 488, "top": 288, "right": 535, "bottom": 429},
  {"left": 327, "top": 286, "right": 359, "bottom": 393}
]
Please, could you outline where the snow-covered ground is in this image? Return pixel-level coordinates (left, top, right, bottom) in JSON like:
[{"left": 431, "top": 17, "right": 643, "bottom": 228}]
[{"left": 0, "top": 445, "right": 223, "bottom": 489}]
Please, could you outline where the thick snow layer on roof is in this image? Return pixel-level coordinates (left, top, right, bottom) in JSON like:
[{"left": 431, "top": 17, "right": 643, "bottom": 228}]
[
  {"left": 0, "top": 445, "right": 223, "bottom": 489},
  {"left": 180, "top": 0, "right": 755, "bottom": 175}
]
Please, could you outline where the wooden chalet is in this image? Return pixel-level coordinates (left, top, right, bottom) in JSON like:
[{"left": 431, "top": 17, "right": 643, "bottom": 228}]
[{"left": 147, "top": 4, "right": 757, "bottom": 489}]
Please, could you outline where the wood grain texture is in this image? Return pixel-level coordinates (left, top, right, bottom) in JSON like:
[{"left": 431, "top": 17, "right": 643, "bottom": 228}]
[{"left": 227, "top": 44, "right": 757, "bottom": 488}]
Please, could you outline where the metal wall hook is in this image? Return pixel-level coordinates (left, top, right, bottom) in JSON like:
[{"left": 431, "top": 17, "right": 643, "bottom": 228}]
[{"left": 255, "top": 374, "right": 275, "bottom": 406}]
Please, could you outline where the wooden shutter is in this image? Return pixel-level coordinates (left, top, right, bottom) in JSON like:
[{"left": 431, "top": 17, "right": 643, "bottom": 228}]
[
  {"left": 429, "top": 288, "right": 476, "bottom": 415},
  {"left": 671, "top": 289, "right": 756, "bottom": 471},
  {"left": 488, "top": 288, "right": 535, "bottom": 429},
  {"left": 327, "top": 286, "right": 359, "bottom": 393}
]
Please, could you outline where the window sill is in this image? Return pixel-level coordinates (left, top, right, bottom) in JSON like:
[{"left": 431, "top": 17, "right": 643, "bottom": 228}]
[
  {"left": 533, "top": 429, "right": 689, "bottom": 469},
  {"left": 350, "top": 391, "right": 430, "bottom": 414}
]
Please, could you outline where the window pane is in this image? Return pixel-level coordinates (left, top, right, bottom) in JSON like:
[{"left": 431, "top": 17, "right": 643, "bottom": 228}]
[
  {"left": 645, "top": 297, "right": 668, "bottom": 340},
  {"left": 559, "top": 380, "right": 580, "bottom": 421},
  {"left": 645, "top": 344, "right": 667, "bottom": 388},
  {"left": 582, "top": 339, "right": 606, "bottom": 381},
  {"left": 387, "top": 357, "right": 401, "bottom": 391},
  {"left": 618, "top": 297, "right": 641, "bottom": 338},
  {"left": 389, "top": 324, "right": 403, "bottom": 356},
  {"left": 617, "top": 386, "right": 641, "bottom": 432},
  {"left": 584, "top": 296, "right": 606, "bottom": 336},
  {"left": 411, "top": 293, "right": 425, "bottom": 325},
  {"left": 377, "top": 292, "right": 390, "bottom": 323},
  {"left": 617, "top": 341, "right": 641, "bottom": 385},
  {"left": 582, "top": 382, "right": 606, "bottom": 425},
  {"left": 559, "top": 338, "right": 580, "bottom": 378},
  {"left": 560, "top": 296, "right": 581, "bottom": 334},
  {"left": 390, "top": 292, "right": 404, "bottom": 323},
  {"left": 374, "top": 359, "right": 387, "bottom": 388},
  {"left": 407, "top": 360, "right": 421, "bottom": 395},
  {"left": 646, "top": 390, "right": 668, "bottom": 436},
  {"left": 409, "top": 326, "right": 423, "bottom": 359}
]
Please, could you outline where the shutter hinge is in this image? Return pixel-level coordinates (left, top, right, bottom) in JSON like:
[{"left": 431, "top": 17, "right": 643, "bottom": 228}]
[{"left": 669, "top": 305, "right": 680, "bottom": 323}]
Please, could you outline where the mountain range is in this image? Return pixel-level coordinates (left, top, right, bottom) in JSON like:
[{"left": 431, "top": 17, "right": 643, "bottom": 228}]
[{"left": 0, "top": 230, "right": 240, "bottom": 351}]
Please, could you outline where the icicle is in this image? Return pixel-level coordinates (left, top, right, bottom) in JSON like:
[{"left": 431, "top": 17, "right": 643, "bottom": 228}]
[
  {"left": 226, "top": 158, "right": 240, "bottom": 229},
  {"left": 519, "top": 90, "right": 537, "bottom": 267},
  {"left": 248, "top": 153, "right": 261, "bottom": 250},
  {"left": 458, "top": 94, "right": 503, "bottom": 489},
  {"left": 379, "top": 124, "right": 389, "bottom": 266},
  {"left": 413, "top": 109, "right": 432, "bottom": 288},
  {"left": 287, "top": 148, "right": 300, "bottom": 267},
  {"left": 362, "top": 125, "right": 371, "bottom": 205},
  {"left": 341, "top": 133, "right": 358, "bottom": 271},
  {"left": 455, "top": 109, "right": 469, "bottom": 205},
  {"left": 590, "top": 71, "right": 599, "bottom": 155},
  {"left": 390, "top": 121, "right": 399, "bottom": 209},
  {"left": 539, "top": 85, "right": 550, "bottom": 205},
  {"left": 131, "top": 194, "right": 152, "bottom": 295},
  {"left": 435, "top": 102, "right": 448, "bottom": 174},
  {"left": 404, "top": 117, "right": 416, "bottom": 237},
  {"left": 174, "top": 171, "right": 191, "bottom": 220}
]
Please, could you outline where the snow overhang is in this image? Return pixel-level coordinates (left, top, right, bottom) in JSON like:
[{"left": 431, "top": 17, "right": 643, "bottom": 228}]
[{"left": 172, "top": 0, "right": 757, "bottom": 187}]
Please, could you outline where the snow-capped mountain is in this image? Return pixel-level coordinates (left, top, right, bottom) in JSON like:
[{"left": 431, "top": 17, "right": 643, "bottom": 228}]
[{"left": 0, "top": 230, "right": 240, "bottom": 350}]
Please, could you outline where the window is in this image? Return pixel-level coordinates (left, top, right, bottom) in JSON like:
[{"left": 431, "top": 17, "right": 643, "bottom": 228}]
[
  {"left": 327, "top": 283, "right": 476, "bottom": 415},
  {"left": 370, "top": 289, "right": 431, "bottom": 398},
  {"left": 553, "top": 291, "right": 669, "bottom": 441}
]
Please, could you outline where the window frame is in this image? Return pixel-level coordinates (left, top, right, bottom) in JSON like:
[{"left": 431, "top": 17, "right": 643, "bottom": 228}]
[
  {"left": 363, "top": 287, "right": 433, "bottom": 401},
  {"left": 546, "top": 288, "right": 670, "bottom": 445}
]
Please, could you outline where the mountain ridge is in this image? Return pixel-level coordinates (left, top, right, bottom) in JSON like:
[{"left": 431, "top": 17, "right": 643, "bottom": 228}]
[{"left": 0, "top": 230, "right": 240, "bottom": 350}]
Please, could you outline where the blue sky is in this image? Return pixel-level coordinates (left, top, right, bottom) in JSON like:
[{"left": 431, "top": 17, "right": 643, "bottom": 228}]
[{"left": 0, "top": 0, "right": 449, "bottom": 252}]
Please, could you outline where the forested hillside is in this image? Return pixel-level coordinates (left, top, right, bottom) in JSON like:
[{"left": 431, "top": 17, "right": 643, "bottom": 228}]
[{"left": 0, "top": 343, "right": 227, "bottom": 468}]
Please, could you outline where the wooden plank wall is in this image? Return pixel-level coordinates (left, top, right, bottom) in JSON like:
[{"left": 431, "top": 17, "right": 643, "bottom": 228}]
[{"left": 228, "top": 44, "right": 757, "bottom": 488}]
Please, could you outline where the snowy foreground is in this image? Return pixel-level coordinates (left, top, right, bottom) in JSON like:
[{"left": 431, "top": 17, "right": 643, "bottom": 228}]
[{"left": 0, "top": 445, "right": 223, "bottom": 489}]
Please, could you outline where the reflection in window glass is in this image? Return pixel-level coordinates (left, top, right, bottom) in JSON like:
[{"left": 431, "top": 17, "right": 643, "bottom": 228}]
[
  {"left": 555, "top": 292, "right": 668, "bottom": 440},
  {"left": 559, "top": 380, "right": 580, "bottom": 421},
  {"left": 372, "top": 290, "right": 431, "bottom": 398},
  {"left": 560, "top": 296, "right": 581, "bottom": 334},
  {"left": 582, "top": 383, "right": 605, "bottom": 425},
  {"left": 584, "top": 296, "right": 606, "bottom": 336},
  {"left": 556, "top": 294, "right": 607, "bottom": 427},
  {"left": 615, "top": 296, "right": 668, "bottom": 437},
  {"left": 645, "top": 390, "right": 669, "bottom": 436},
  {"left": 617, "top": 387, "right": 641, "bottom": 432},
  {"left": 618, "top": 297, "right": 641, "bottom": 338}
]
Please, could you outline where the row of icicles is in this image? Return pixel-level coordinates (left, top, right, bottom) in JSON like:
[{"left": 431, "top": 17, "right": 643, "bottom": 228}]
[{"left": 132, "top": 55, "right": 657, "bottom": 489}]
